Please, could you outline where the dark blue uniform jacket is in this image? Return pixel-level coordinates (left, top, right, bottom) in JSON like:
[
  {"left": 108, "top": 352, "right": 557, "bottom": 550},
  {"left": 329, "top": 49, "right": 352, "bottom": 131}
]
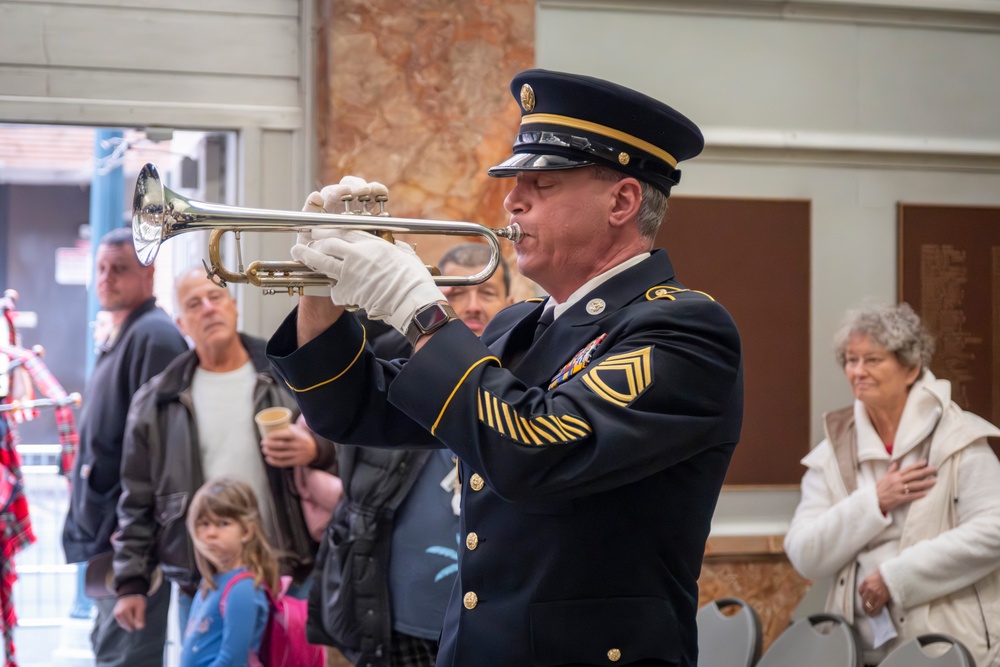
[{"left": 267, "top": 249, "right": 744, "bottom": 667}]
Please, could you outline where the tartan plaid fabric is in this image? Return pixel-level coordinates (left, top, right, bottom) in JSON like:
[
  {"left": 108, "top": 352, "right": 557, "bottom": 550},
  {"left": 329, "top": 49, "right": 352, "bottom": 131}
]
[
  {"left": 1, "top": 418, "right": 35, "bottom": 667},
  {"left": 388, "top": 630, "right": 438, "bottom": 667},
  {"left": 54, "top": 406, "right": 78, "bottom": 477}
]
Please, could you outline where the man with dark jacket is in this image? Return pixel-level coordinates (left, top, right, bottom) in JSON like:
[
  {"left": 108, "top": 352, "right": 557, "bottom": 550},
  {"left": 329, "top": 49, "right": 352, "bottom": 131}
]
[
  {"left": 111, "top": 267, "right": 338, "bottom": 638},
  {"left": 310, "top": 243, "right": 513, "bottom": 667},
  {"left": 62, "top": 227, "right": 188, "bottom": 667}
]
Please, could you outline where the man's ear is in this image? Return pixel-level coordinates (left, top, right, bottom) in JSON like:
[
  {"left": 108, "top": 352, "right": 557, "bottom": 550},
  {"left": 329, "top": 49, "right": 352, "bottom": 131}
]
[{"left": 608, "top": 178, "right": 642, "bottom": 229}]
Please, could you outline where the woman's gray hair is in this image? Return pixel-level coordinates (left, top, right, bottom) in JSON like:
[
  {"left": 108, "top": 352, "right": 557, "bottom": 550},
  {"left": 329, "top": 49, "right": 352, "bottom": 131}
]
[
  {"left": 833, "top": 302, "right": 935, "bottom": 374},
  {"left": 591, "top": 166, "right": 668, "bottom": 240}
]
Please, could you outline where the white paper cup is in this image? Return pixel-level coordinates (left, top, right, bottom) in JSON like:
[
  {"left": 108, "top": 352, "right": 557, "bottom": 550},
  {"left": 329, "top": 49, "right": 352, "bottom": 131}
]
[{"left": 254, "top": 406, "right": 293, "bottom": 438}]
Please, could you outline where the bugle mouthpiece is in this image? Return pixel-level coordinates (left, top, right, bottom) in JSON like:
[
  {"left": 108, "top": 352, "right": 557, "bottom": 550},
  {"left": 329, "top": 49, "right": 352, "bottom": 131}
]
[{"left": 495, "top": 222, "right": 523, "bottom": 244}]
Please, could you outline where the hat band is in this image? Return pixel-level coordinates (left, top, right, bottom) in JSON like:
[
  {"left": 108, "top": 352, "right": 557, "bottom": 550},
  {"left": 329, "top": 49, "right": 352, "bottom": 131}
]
[{"left": 520, "top": 113, "right": 678, "bottom": 168}]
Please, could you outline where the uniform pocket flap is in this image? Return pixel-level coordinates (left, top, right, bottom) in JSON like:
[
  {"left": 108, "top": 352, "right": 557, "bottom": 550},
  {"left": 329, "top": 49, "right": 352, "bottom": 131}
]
[{"left": 529, "top": 597, "right": 679, "bottom": 666}]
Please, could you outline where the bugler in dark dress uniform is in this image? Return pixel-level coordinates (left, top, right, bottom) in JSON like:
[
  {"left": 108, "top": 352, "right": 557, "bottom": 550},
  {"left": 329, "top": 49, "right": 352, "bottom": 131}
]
[{"left": 268, "top": 69, "right": 744, "bottom": 667}]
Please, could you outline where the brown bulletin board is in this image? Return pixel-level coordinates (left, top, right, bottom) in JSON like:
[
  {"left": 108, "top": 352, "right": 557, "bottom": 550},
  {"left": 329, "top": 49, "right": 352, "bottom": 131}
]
[
  {"left": 898, "top": 204, "right": 1000, "bottom": 456},
  {"left": 659, "top": 197, "right": 811, "bottom": 486}
]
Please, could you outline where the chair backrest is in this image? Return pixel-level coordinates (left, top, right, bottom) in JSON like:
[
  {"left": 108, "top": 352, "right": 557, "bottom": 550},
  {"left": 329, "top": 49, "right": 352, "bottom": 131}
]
[
  {"left": 696, "top": 597, "right": 762, "bottom": 667},
  {"left": 878, "top": 633, "right": 975, "bottom": 667},
  {"left": 756, "top": 613, "right": 861, "bottom": 667}
]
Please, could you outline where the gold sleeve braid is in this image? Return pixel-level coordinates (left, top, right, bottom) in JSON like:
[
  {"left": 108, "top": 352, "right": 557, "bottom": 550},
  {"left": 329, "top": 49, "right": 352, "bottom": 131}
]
[
  {"left": 478, "top": 388, "right": 592, "bottom": 445},
  {"left": 431, "top": 355, "right": 502, "bottom": 435},
  {"left": 284, "top": 325, "right": 368, "bottom": 393}
]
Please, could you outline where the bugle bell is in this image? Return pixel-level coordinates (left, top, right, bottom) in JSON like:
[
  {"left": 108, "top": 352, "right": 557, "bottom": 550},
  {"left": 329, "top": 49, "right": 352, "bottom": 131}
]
[{"left": 131, "top": 163, "right": 521, "bottom": 295}]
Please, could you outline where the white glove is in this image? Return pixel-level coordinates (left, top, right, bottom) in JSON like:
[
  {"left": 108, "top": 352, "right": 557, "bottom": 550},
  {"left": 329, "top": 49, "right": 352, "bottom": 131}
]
[
  {"left": 292, "top": 230, "right": 446, "bottom": 335},
  {"left": 297, "top": 176, "right": 372, "bottom": 245}
]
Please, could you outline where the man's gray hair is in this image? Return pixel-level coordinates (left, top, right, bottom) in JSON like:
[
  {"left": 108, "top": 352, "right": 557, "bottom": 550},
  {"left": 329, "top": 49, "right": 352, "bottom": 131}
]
[
  {"left": 173, "top": 264, "right": 234, "bottom": 312},
  {"left": 833, "top": 302, "right": 935, "bottom": 373},
  {"left": 591, "top": 166, "right": 668, "bottom": 240}
]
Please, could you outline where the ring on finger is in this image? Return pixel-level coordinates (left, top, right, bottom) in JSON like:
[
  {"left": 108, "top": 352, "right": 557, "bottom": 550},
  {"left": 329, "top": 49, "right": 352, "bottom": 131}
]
[{"left": 904, "top": 483, "right": 910, "bottom": 495}]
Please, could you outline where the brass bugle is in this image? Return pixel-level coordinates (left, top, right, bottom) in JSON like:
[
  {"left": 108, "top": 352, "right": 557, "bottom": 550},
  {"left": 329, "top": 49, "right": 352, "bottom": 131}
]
[{"left": 131, "top": 163, "right": 522, "bottom": 294}]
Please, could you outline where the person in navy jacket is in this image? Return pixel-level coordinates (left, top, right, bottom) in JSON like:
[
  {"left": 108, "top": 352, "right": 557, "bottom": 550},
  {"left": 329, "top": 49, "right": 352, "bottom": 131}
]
[{"left": 267, "top": 69, "right": 744, "bottom": 667}]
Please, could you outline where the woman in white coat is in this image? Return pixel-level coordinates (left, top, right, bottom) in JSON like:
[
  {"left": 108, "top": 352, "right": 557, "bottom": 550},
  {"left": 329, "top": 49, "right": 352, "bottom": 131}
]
[{"left": 784, "top": 302, "right": 1000, "bottom": 667}]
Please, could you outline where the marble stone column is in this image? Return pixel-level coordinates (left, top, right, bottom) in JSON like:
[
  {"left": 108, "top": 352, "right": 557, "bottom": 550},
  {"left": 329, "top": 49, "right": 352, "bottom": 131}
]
[{"left": 315, "top": 0, "right": 537, "bottom": 299}]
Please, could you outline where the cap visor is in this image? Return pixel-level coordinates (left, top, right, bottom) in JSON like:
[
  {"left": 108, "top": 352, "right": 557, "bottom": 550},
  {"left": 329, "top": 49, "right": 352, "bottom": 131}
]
[{"left": 488, "top": 153, "right": 594, "bottom": 177}]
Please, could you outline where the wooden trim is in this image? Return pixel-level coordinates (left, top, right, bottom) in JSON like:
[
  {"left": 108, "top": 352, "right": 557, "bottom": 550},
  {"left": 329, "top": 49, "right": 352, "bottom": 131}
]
[{"left": 704, "top": 534, "right": 787, "bottom": 557}]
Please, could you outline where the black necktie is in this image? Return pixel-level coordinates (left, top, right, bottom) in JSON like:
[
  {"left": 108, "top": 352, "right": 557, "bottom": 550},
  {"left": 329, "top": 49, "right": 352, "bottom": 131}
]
[{"left": 533, "top": 308, "right": 554, "bottom": 344}]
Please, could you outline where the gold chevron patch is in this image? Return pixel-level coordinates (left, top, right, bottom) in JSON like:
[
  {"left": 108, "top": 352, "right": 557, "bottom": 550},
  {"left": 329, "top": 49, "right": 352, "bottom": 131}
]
[
  {"left": 581, "top": 347, "right": 653, "bottom": 406},
  {"left": 477, "top": 389, "right": 592, "bottom": 445}
]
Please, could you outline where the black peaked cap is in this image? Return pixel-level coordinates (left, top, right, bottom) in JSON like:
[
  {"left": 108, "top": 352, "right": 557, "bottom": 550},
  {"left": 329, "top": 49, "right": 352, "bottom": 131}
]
[{"left": 488, "top": 69, "right": 704, "bottom": 197}]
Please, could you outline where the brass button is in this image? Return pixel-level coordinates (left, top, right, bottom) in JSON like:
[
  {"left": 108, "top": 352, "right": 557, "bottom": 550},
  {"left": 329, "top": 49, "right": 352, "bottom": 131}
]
[
  {"left": 470, "top": 473, "right": 485, "bottom": 491},
  {"left": 463, "top": 591, "right": 478, "bottom": 609},
  {"left": 466, "top": 532, "right": 479, "bottom": 550},
  {"left": 607, "top": 648, "right": 621, "bottom": 662}
]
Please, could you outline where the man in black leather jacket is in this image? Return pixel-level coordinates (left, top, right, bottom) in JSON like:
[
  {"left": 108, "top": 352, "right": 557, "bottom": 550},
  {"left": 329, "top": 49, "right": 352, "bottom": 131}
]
[{"left": 111, "top": 268, "right": 338, "bottom": 638}]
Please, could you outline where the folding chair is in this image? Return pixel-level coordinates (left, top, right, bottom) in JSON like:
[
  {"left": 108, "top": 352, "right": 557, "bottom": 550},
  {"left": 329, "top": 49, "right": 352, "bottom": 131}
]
[
  {"left": 878, "top": 633, "right": 975, "bottom": 667},
  {"left": 756, "top": 613, "right": 861, "bottom": 667},
  {"left": 696, "top": 597, "right": 763, "bottom": 667}
]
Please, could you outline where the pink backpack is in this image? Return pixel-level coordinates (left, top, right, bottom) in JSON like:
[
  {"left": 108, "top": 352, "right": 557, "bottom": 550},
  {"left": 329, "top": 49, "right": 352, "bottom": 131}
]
[{"left": 220, "top": 571, "right": 326, "bottom": 667}]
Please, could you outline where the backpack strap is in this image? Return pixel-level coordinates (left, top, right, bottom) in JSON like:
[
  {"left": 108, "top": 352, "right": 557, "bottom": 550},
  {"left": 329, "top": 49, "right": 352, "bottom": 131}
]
[{"left": 219, "top": 570, "right": 257, "bottom": 618}]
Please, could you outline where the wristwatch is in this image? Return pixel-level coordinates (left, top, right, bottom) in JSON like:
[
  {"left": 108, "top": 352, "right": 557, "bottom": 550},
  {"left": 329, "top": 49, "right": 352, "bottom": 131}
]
[{"left": 405, "top": 302, "right": 458, "bottom": 347}]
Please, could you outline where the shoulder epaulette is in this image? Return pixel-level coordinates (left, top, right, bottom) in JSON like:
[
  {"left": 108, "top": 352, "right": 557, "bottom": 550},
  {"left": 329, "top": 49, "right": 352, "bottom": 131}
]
[{"left": 645, "top": 286, "right": 714, "bottom": 302}]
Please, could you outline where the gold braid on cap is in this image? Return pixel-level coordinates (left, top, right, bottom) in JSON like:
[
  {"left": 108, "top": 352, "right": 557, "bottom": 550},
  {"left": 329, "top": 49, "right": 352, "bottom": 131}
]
[{"left": 520, "top": 113, "right": 678, "bottom": 168}]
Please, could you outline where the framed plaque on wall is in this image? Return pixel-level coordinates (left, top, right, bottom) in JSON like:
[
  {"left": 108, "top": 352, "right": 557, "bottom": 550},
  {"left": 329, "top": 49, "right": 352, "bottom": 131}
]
[
  {"left": 662, "top": 197, "right": 811, "bottom": 486},
  {"left": 898, "top": 203, "right": 1000, "bottom": 454}
]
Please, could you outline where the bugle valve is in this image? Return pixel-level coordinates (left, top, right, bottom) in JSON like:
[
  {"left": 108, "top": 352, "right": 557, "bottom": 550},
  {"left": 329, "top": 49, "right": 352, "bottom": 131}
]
[{"left": 131, "top": 163, "right": 522, "bottom": 295}]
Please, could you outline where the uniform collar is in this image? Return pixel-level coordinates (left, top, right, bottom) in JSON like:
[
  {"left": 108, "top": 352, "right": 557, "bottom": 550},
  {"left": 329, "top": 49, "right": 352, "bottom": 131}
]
[
  {"left": 550, "top": 252, "right": 651, "bottom": 320},
  {"left": 498, "top": 250, "right": 676, "bottom": 384}
]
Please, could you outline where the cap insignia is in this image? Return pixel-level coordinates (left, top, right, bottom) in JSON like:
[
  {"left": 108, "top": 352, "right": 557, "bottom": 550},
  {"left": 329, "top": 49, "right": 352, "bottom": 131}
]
[
  {"left": 520, "top": 84, "right": 536, "bottom": 112},
  {"left": 618, "top": 152, "right": 630, "bottom": 166}
]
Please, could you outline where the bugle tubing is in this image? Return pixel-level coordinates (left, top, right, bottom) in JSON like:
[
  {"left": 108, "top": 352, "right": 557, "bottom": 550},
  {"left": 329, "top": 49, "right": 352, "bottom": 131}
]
[{"left": 131, "top": 163, "right": 521, "bottom": 294}]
